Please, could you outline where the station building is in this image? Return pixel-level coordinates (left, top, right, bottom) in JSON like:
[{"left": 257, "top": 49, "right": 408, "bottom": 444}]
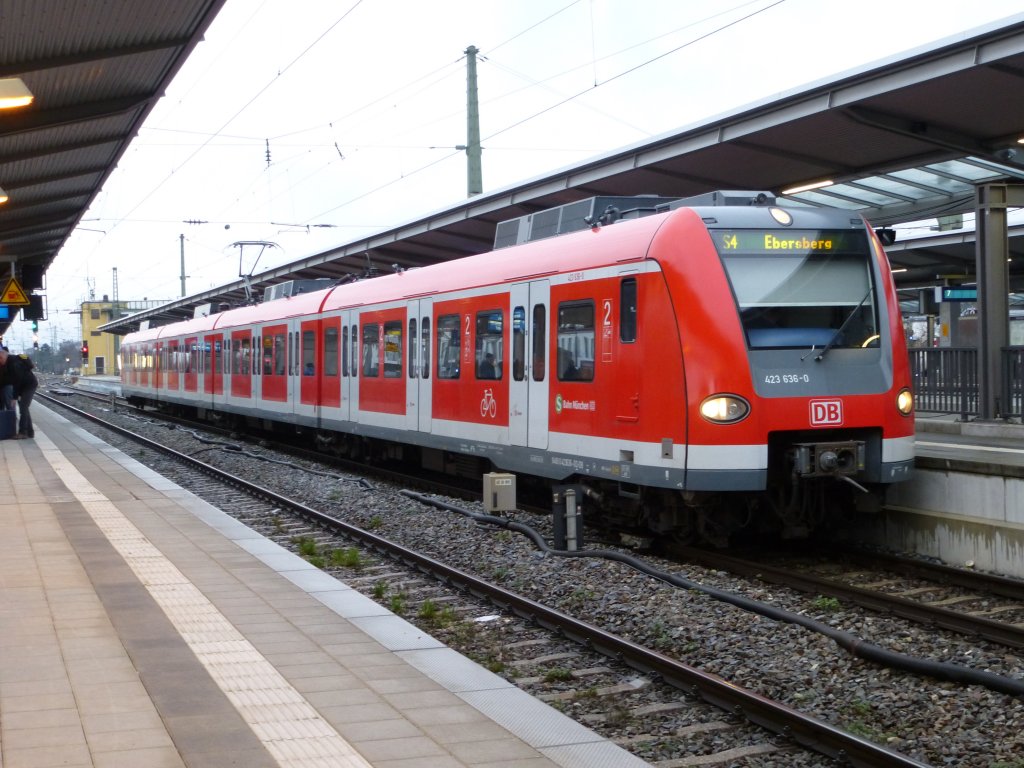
[{"left": 78, "top": 297, "right": 170, "bottom": 376}]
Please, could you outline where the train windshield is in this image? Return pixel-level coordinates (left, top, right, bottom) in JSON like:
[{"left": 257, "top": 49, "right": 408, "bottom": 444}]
[{"left": 714, "top": 229, "right": 879, "bottom": 351}]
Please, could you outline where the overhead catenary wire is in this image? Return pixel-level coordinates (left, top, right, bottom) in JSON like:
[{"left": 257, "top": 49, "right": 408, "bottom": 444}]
[{"left": 104, "top": 0, "right": 367, "bottom": 235}]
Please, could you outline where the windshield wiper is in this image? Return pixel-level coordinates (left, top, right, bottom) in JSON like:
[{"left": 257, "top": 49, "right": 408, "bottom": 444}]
[{"left": 811, "top": 287, "right": 873, "bottom": 362}]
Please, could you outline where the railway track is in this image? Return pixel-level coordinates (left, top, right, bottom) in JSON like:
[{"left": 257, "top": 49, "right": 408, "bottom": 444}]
[
  {"left": 39, "top": 388, "right": 933, "bottom": 767},
  {"left": 677, "top": 547, "right": 1024, "bottom": 651}
]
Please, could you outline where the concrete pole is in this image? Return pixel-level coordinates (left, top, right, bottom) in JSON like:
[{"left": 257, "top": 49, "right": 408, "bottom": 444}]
[
  {"left": 465, "top": 45, "right": 483, "bottom": 197},
  {"left": 180, "top": 233, "right": 187, "bottom": 297}
]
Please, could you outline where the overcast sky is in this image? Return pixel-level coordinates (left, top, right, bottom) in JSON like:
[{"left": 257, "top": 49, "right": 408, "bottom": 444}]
[{"left": 29, "top": 0, "right": 1024, "bottom": 349}]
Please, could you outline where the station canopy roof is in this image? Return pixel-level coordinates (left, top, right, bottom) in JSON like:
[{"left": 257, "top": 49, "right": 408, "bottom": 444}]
[
  {"left": 0, "top": 0, "right": 228, "bottom": 337},
  {"left": 2, "top": 5, "right": 1022, "bottom": 335}
]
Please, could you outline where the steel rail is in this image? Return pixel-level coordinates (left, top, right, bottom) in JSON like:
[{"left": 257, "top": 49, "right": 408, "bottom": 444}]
[
  {"left": 856, "top": 548, "right": 1024, "bottom": 600},
  {"left": 680, "top": 547, "right": 1024, "bottom": 649}
]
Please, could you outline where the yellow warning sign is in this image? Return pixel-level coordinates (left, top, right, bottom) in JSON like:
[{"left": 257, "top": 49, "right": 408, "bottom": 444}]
[{"left": 0, "top": 277, "right": 30, "bottom": 306}]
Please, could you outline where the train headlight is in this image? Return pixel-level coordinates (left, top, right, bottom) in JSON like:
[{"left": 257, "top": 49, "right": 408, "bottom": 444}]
[
  {"left": 699, "top": 394, "right": 750, "bottom": 424},
  {"left": 896, "top": 388, "right": 914, "bottom": 415}
]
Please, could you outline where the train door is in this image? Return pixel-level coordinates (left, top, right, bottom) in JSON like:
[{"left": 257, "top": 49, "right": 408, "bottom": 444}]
[
  {"left": 203, "top": 333, "right": 224, "bottom": 411},
  {"left": 259, "top": 324, "right": 288, "bottom": 408},
  {"left": 184, "top": 336, "right": 199, "bottom": 393},
  {"left": 152, "top": 341, "right": 162, "bottom": 393},
  {"left": 319, "top": 316, "right": 342, "bottom": 411},
  {"left": 509, "top": 280, "right": 549, "bottom": 448},
  {"left": 296, "top": 319, "right": 319, "bottom": 420},
  {"left": 613, "top": 273, "right": 643, "bottom": 425},
  {"left": 340, "top": 311, "right": 358, "bottom": 423},
  {"left": 210, "top": 333, "right": 227, "bottom": 408},
  {"left": 405, "top": 299, "right": 433, "bottom": 432},
  {"left": 166, "top": 339, "right": 180, "bottom": 394},
  {"left": 229, "top": 329, "right": 253, "bottom": 400},
  {"left": 138, "top": 343, "right": 150, "bottom": 388}
]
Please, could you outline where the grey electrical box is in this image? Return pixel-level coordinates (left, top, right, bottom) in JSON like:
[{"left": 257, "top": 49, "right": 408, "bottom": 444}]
[{"left": 483, "top": 472, "right": 517, "bottom": 512}]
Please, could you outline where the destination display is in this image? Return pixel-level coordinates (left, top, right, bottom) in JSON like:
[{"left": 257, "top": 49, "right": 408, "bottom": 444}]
[{"left": 714, "top": 229, "right": 868, "bottom": 255}]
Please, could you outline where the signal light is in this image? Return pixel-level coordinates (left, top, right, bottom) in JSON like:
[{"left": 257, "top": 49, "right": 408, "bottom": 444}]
[
  {"left": 30, "top": 319, "right": 38, "bottom": 332},
  {"left": 82, "top": 340, "right": 89, "bottom": 362}
]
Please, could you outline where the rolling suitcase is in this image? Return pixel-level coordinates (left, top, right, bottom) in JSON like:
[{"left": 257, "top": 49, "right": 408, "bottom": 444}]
[{"left": 0, "top": 408, "right": 17, "bottom": 439}]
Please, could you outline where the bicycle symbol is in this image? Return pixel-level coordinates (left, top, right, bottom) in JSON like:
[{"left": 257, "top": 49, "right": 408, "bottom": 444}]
[{"left": 480, "top": 388, "right": 497, "bottom": 418}]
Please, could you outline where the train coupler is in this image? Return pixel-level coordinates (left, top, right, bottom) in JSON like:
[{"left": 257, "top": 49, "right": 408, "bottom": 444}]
[{"left": 790, "top": 440, "right": 865, "bottom": 479}]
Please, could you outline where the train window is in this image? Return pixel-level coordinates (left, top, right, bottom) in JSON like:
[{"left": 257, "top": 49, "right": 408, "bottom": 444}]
[
  {"left": 342, "top": 327, "right": 349, "bottom": 377},
  {"left": 557, "top": 301, "right": 595, "bottom": 382},
  {"left": 351, "top": 324, "right": 358, "bottom": 378},
  {"left": 362, "top": 324, "right": 380, "bottom": 377},
  {"left": 263, "top": 334, "right": 286, "bottom": 375},
  {"left": 276, "top": 334, "right": 287, "bottom": 375},
  {"left": 215, "top": 339, "right": 224, "bottom": 375},
  {"left": 531, "top": 304, "right": 546, "bottom": 381},
  {"left": 620, "top": 278, "right": 637, "bottom": 343},
  {"left": 475, "top": 309, "right": 503, "bottom": 380},
  {"left": 302, "top": 330, "right": 315, "bottom": 375},
  {"left": 324, "top": 326, "right": 338, "bottom": 376},
  {"left": 421, "top": 317, "right": 430, "bottom": 378},
  {"left": 408, "top": 319, "right": 417, "bottom": 379},
  {"left": 436, "top": 314, "right": 461, "bottom": 379},
  {"left": 241, "top": 337, "right": 251, "bottom": 375},
  {"left": 716, "top": 229, "right": 879, "bottom": 350},
  {"left": 512, "top": 307, "right": 526, "bottom": 381},
  {"left": 384, "top": 321, "right": 402, "bottom": 378}
]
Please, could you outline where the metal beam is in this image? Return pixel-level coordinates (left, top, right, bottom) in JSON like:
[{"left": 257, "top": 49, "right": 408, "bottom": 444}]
[{"left": 975, "top": 183, "right": 1024, "bottom": 419}]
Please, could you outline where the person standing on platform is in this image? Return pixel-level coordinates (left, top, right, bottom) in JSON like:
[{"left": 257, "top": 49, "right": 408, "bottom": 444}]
[
  {"left": 0, "top": 348, "right": 37, "bottom": 439},
  {"left": 0, "top": 348, "right": 11, "bottom": 410}
]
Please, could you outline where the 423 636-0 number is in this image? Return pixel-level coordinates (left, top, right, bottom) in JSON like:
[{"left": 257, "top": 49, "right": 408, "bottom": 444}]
[{"left": 765, "top": 373, "right": 810, "bottom": 384}]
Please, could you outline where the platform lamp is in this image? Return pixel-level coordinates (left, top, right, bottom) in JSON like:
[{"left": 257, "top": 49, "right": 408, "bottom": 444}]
[
  {"left": 0, "top": 78, "right": 33, "bottom": 207},
  {"left": 0, "top": 78, "right": 33, "bottom": 109}
]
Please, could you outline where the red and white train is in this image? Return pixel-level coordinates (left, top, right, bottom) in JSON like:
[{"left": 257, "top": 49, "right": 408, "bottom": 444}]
[{"left": 121, "top": 192, "right": 915, "bottom": 541}]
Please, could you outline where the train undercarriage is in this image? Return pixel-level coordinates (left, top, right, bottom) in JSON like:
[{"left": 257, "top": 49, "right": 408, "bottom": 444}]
[{"left": 129, "top": 396, "right": 887, "bottom": 547}]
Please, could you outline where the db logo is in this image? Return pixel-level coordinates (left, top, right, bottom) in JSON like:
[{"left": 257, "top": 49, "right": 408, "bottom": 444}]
[{"left": 810, "top": 399, "right": 843, "bottom": 426}]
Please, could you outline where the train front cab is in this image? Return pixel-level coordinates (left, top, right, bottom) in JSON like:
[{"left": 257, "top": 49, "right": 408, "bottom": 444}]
[{"left": 658, "top": 204, "right": 915, "bottom": 535}]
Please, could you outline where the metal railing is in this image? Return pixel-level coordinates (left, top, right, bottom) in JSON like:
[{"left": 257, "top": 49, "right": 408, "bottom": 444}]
[{"left": 909, "top": 347, "right": 1024, "bottom": 419}]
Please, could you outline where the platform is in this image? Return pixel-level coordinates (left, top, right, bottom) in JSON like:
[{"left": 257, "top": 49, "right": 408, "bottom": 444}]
[
  {"left": 0, "top": 403, "right": 647, "bottom": 768},
  {"left": 867, "top": 415, "right": 1024, "bottom": 579}
]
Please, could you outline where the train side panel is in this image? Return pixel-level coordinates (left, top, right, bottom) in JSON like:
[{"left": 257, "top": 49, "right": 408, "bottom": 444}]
[
  {"left": 356, "top": 306, "right": 407, "bottom": 421},
  {"left": 430, "top": 292, "right": 511, "bottom": 440}
]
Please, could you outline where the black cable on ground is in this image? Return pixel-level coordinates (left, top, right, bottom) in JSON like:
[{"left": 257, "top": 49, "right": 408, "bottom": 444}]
[{"left": 400, "top": 490, "right": 1024, "bottom": 698}]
